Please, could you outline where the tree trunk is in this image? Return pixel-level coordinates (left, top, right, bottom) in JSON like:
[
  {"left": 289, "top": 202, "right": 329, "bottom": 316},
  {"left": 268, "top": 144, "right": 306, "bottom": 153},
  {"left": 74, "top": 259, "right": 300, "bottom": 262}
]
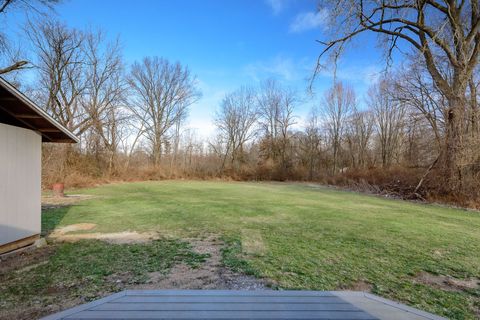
[
  {"left": 107, "top": 150, "right": 115, "bottom": 176},
  {"left": 332, "top": 140, "right": 338, "bottom": 174},
  {"left": 153, "top": 143, "right": 162, "bottom": 168},
  {"left": 444, "top": 96, "right": 465, "bottom": 191}
]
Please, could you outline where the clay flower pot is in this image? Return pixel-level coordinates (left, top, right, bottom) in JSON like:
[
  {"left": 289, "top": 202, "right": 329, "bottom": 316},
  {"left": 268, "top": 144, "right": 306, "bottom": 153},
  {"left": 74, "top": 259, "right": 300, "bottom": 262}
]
[{"left": 52, "top": 183, "right": 65, "bottom": 197}]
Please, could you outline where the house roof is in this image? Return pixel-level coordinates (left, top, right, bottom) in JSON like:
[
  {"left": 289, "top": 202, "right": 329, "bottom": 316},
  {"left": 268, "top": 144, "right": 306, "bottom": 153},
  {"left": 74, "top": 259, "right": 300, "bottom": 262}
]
[{"left": 0, "top": 77, "right": 78, "bottom": 143}]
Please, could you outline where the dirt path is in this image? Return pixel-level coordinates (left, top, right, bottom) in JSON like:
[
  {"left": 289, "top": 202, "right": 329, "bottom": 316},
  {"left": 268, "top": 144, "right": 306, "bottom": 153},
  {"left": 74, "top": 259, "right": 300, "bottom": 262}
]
[{"left": 133, "top": 235, "right": 270, "bottom": 290}]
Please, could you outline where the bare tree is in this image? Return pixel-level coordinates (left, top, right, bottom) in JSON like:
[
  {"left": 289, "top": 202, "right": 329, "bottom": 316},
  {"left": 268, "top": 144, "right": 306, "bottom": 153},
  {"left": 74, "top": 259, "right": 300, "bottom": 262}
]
[
  {"left": 368, "top": 79, "right": 406, "bottom": 167},
  {"left": 82, "top": 30, "right": 126, "bottom": 174},
  {"left": 214, "top": 86, "right": 258, "bottom": 171},
  {"left": 128, "top": 56, "right": 200, "bottom": 167},
  {"left": 257, "top": 79, "right": 297, "bottom": 171},
  {"left": 120, "top": 119, "right": 145, "bottom": 171},
  {"left": 314, "top": 0, "right": 480, "bottom": 189},
  {"left": 345, "top": 107, "right": 374, "bottom": 169},
  {"left": 27, "top": 19, "right": 88, "bottom": 135},
  {"left": 322, "top": 82, "right": 355, "bottom": 173},
  {"left": 169, "top": 114, "right": 186, "bottom": 174},
  {"left": 394, "top": 60, "right": 446, "bottom": 150},
  {"left": 299, "top": 107, "right": 322, "bottom": 180}
]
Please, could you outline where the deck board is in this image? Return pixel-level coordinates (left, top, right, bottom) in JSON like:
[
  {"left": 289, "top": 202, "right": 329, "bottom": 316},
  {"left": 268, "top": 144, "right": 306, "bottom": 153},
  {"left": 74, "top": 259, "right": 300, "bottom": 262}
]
[
  {"left": 40, "top": 290, "right": 446, "bottom": 320},
  {"left": 64, "top": 310, "right": 377, "bottom": 319},
  {"left": 91, "top": 302, "right": 360, "bottom": 311},
  {"left": 114, "top": 295, "right": 347, "bottom": 303}
]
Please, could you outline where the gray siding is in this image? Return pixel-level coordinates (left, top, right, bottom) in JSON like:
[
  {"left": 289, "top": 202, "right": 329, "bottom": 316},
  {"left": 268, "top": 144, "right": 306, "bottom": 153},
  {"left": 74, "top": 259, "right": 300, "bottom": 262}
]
[{"left": 0, "top": 123, "right": 41, "bottom": 246}]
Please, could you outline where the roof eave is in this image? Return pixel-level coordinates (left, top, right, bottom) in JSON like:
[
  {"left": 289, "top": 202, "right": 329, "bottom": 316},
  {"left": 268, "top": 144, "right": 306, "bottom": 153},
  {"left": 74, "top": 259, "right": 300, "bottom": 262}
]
[{"left": 0, "top": 77, "right": 79, "bottom": 143}]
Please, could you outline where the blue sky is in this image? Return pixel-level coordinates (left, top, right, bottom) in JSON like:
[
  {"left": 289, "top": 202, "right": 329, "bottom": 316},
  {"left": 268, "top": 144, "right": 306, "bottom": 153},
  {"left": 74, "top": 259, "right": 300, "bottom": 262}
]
[{"left": 15, "top": 0, "right": 387, "bottom": 137}]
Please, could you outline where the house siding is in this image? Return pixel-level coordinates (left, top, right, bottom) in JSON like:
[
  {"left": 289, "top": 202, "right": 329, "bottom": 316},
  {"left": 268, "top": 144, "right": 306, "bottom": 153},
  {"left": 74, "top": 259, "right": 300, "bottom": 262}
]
[{"left": 0, "top": 123, "right": 41, "bottom": 247}]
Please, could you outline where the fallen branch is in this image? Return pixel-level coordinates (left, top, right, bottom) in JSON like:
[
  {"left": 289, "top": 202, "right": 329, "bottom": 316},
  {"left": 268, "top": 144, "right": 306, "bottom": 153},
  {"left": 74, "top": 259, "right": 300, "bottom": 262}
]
[{"left": 413, "top": 155, "right": 440, "bottom": 195}]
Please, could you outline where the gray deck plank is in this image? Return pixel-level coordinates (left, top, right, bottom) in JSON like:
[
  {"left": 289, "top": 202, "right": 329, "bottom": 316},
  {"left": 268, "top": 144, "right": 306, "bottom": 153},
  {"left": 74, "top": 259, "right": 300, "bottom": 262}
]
[
  {"left": 92, "top": 302, "right": 361, "bottom": 311},
  {"left": 114, "top": 295, "right": 346, "bottom": 303},
  {"left": 39, "top": 291, "right": 127, "bottom": 320},
  {"left": 40, "top": 290, "right": 447, "bottom": 320},
  {"left": 122, "top": 290, "right": 339, "bottom": 296},
  {"left": 64, "top": 310, "right": 376, "bottom": 319}
]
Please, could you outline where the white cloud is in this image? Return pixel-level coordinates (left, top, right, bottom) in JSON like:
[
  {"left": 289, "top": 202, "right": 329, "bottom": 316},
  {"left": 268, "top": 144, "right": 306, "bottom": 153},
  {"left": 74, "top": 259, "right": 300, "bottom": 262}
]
[
  {"left": 266, "top": 0, "right": 288, "bottom": 15},
  {"left": 289, "top": 9, "right": 329, "bottom": 33},
  {"left": 244, "top": 55, "right": 310, "bottom": 82}
]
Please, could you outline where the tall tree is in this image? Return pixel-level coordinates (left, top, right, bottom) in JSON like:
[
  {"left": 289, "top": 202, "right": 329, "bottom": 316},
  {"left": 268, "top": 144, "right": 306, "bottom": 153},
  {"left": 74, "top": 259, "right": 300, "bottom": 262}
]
[
  {"left": 368, "top": 79, "right": 406, "bottom": 167},
  {"left": 128, "top": 57, "right": 199, "bottom": 167},
  {"left": 299, "top": 107, "right": 322, "bottom": 179},
  {"left": 257, "top": 79, "right": 297, "bottom": 171},
  {"left": 345, "top": 107, "right": 374, "bottom": 169},
  {"left": 82, "top": 30, "right": 126, "bottom": 174},
  {"left": 214, "top": 86, "right": 258, "bottom": 170},
  {"left": 322, "top": 82, "right": 355, "bottom": 173}
]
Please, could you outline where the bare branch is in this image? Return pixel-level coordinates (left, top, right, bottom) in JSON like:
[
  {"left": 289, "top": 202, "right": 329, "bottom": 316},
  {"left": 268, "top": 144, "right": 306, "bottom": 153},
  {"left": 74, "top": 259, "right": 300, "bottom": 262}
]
[{"left": 0, "top": 60, "right": 28, "bottom": 74}]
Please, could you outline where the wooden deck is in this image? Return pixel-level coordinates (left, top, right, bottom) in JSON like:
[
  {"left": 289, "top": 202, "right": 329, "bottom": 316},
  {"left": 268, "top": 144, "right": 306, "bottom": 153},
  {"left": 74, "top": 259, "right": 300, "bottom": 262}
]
[{"left": 41, "top": 290, "right": 445, "bottom": 320}]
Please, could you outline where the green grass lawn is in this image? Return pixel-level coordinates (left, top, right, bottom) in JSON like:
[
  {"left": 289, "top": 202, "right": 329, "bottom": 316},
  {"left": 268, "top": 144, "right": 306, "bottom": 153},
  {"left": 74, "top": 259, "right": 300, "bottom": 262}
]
[{"left": 23, "top": 181, "right": 480, "bottom": 318}]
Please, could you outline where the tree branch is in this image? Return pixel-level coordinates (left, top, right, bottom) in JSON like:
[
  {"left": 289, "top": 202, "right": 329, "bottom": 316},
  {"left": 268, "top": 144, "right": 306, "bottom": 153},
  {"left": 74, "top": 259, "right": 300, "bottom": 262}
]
[
  {"left": 0, "top": 60, "right": 28, "bottom": 74},
  {"left": 0, "top": 0, "right": 13, "bottom": 14}
]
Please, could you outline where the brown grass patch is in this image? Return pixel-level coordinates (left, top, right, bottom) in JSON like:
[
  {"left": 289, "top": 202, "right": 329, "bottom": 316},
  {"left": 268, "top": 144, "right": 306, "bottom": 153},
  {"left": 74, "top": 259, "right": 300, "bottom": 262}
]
[
  {"left": 41, "top": 194, "right": 95, "bottom": 210},
  {"left": 48, "top": 223, "right": 159, "bottom": 244},
  {"left": 415, "top": 271, "right": 480, "bottom": 292},
  {"left": 241, "top": 229, "right": 267, "bottom": 256}
]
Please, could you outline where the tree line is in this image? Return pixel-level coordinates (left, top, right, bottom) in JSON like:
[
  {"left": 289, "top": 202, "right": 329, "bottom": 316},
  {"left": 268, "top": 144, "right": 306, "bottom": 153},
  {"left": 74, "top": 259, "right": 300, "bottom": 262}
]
[{"left": 212, "top": 63, "right": 478, "bottom": 202}]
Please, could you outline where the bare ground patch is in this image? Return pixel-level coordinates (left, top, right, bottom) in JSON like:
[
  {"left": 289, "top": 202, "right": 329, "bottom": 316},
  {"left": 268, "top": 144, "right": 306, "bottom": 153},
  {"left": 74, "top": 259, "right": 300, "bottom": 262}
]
[
  {"left": 339, "top": 280, "right": 373, "bottom": 292},
  {"left": 0, "top": 246, "right": 55, "bottom": 274},
  {"left": 42, "top": 194, "right": 95, "bottom": 210},
  {"left": 52, "top": 223, "right": 97, "bottom": 233},
  {"left": 48, "top": 223, "right": 159, "bottom": 244},
  {"left": 414, "top": 271, "right": 480, "bottom": 292},
  {"left": 133, "top": 235, "right": 270, "bottom": 290},
  {"left": 0, "top": 295, "right": 85, "bottom": 320}
]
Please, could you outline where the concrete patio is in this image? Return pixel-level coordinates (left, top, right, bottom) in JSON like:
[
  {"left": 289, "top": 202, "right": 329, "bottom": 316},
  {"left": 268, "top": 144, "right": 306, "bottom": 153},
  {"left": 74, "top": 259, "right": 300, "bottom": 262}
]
[{"left": 40, "top": 290, "right": 446, "bottom": 320}]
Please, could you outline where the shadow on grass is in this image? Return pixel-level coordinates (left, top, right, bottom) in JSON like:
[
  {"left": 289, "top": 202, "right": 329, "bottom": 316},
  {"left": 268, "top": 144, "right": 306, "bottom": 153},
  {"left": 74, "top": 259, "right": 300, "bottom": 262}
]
[{"left": 41, "top": 206, "right": 70, "bottom": 237}]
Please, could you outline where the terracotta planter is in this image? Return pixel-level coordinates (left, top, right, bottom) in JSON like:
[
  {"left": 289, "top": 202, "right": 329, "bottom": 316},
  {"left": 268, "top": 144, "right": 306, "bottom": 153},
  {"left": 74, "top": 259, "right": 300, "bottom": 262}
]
[{"left": 52, "top": 183, "right": 65, "bottom": 197}]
